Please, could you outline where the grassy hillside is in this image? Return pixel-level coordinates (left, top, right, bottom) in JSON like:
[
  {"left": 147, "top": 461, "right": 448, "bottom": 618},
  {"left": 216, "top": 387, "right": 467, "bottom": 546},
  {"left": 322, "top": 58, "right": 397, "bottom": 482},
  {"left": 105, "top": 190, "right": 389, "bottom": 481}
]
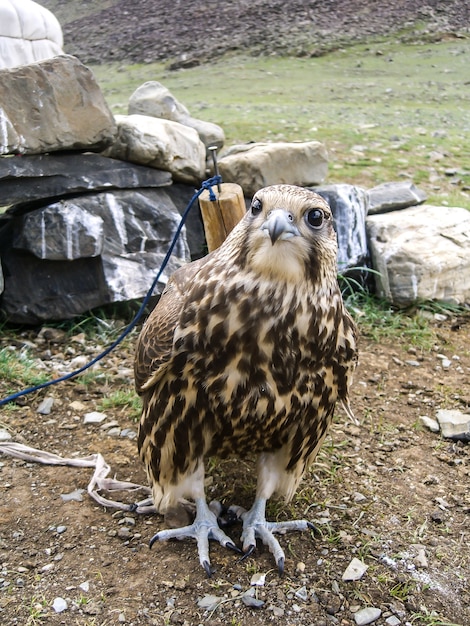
[{"left": 90, "top": 38, "right": 470, "bottom": 208}]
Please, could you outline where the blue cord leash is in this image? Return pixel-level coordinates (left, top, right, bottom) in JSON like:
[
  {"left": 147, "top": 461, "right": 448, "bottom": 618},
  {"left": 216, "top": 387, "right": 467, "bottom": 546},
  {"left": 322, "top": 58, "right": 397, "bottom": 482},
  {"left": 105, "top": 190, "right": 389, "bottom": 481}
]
[{"left": 0, "top": 175, "right": 222, "bottom": 408}]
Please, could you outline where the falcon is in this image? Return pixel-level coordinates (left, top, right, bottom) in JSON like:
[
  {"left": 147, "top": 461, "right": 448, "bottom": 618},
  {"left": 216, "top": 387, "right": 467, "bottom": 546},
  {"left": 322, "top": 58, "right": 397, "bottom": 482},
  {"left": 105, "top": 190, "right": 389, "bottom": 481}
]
[{"left": 135, "top": 184, "right": 358, "bottom": 576}]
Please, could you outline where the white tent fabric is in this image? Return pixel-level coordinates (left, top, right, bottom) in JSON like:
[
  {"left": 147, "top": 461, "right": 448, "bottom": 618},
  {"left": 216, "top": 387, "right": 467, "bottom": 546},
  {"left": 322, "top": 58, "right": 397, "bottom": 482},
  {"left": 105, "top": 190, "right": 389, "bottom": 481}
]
[{"left": 0, "top": 0, "right": 63, "bottom": 69}]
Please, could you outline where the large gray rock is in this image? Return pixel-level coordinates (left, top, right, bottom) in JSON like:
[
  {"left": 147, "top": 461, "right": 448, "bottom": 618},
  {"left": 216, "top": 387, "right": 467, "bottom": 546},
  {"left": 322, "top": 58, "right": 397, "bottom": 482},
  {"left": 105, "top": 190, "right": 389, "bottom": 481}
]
[
  {"left": 1, "top": 189, "right": 190, "bottom": 323},
  {"left": 218, "top": 141, "right": 328, "bottom": 197},
  {"left": 0, "top": 153, "right": 171, "bottom": 208},
  {"left": 13, "top": 204, "right": 104, "bottom": 260},
  {"left": 366, "top": 204, "right": 470, "bottom": 307},
  {"left": 102, "top": 114, "right": 206, "bottom": 184},
  {"left": 314, "top": 184, "right": 369, "bottom": 272},
  {"left": 1, "top": 250, "right": 108, "bottom": 323},
  {"left": 368, "top": 181, "right": 427, "bottom": 215},
  {"left": 128, "top": 81, "right": 225, "bottom": 154},
  {"left": 0, "top": 54, "right": 116, "bottom": 155},
  {"left": 0, "top": 0, "right": 63, "bottom": 69}
]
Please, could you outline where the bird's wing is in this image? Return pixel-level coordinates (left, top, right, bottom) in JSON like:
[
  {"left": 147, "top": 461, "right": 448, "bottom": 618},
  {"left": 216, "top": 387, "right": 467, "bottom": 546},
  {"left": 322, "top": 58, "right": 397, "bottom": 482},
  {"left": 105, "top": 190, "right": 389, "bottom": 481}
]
[{"left": 134, "top": 253, "right": 214, "bottom": 394}]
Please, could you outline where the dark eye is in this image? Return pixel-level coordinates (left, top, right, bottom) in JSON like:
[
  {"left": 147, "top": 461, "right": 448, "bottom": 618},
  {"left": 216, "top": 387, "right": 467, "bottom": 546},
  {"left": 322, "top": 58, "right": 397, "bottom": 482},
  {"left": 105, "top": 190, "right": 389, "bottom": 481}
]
[
  {"left": 306, "top": 208, "right": 325, "bottom": 229},
  {"left": 251, "top": 197, "right": 262, "bottom": 215}
]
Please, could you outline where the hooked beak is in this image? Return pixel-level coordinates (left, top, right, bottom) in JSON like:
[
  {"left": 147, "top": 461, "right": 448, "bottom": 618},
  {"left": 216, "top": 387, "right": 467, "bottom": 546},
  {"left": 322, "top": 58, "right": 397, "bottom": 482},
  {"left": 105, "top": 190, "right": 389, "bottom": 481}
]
[{"left": 261, "top": 209, "right": 300, "bottom": 244}]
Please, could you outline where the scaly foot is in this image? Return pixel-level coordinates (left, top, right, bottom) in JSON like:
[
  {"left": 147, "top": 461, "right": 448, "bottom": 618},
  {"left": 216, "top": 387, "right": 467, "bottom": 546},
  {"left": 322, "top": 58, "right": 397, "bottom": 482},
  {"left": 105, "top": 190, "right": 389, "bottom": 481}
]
[
  {"left": 240, "top": 498, "right": 315, "bottom": 574},
  {"left": 149, "top": 498, "right": 240, "bottom": 576}
]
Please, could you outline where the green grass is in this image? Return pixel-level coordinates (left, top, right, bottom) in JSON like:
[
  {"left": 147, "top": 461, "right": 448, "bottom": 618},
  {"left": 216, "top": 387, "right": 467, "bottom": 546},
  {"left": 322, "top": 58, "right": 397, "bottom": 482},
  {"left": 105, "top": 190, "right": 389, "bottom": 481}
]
[
  {"left": 98, "top": 389, "right": 142, "bottom": 420},
  {"left": 346, "top": 291, "right": 435, "bottom": 348},
  {"left": 51, "top": 305, "right": 140, "bottom": 342},
  {"left": 0, "top": 347, "right": 49, "bottom": 391},
  {"left": 91, "top": 38, "right": 470, "bottom": 209}
]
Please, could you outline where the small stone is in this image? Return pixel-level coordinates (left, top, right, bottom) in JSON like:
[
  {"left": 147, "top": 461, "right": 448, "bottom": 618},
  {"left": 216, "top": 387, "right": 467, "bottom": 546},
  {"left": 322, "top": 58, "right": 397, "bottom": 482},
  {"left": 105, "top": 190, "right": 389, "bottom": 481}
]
[
  {"left": 60, "top": 489, "right": 85, "bottom": 502},
  {"left": 52, "top": 597, "right": 68, "bottom": 613},
  {"left": 435, "top": 496, "right": 450, "bottom": 509},
  {"left": 70, "top": 332, "right": 86, "bottom": 344},
  {"left": 413, "top": 549, "right": 428, "bottom": 568},
  {"left": 84, "top": 411, "right": 107, "bottom": 424},
  {"left": 0, "top": 428, "right": 12, "bottom": 441},
  {"left": 68, "top": 355, "right": 88, "bottom": 369},
  {"left": 41, "top": 563, "right": 54, "bottom": 573},
  {"left": 385, "top": 616, "right": 401, "bottom": 626},
  {"left": 79, "top": 581, "right": 90, "bottom": 593},
  {"left": 353, "top": 492, "right": 367, "bottom": 502},
  {"left": 117, "top": 527, "right": 132, "bottom": 539},
  {"left": 101, "top": 420, "right": 120, "bottom": 430},
  {"left": 250, "top": 572, "right": 266, "bottom": 586},
  {"left": 296, "top": 561, "right": 306, "bottom": 574},
  {"left": 271, "top": 605, "right": 285, "bottom": 617},
  {"left": 37, "top": 396, "right": 54, "bottom": 414},
  {"left": 354, "top": 607, "right": 382, "bottom": 625},
  {"left": 120, "top": 428, "right": 137, "bottom": 439},
  {"left": 294, "top": 586, "right": 308, "bottom": 601},
  {"left": 69, "top": 400, "right": 87, "bottom": 412},
  {"left": 405, "top": 360, "right": 420, "bottom": 367},
  {"left": 242, "top": 594, "right": 264, "bottom": 608},
  {"left": 56, "top": 525, "right": 67, "bottom": 534},
  {"left": 342, "top": 557, "right": 368, "bottom": 581},
  {"left": 197, "top": 594, "right": 222, "bottom": 610},
  {"left": 419, "top": 415, "right": 440, "bottom": 433}
]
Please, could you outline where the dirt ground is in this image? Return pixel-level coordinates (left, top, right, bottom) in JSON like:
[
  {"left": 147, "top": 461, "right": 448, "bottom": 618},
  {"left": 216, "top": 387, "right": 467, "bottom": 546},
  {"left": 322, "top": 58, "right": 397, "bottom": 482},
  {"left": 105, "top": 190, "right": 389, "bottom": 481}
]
[{"left": 0, "top": 312, "right": 469, "bottom": 625}]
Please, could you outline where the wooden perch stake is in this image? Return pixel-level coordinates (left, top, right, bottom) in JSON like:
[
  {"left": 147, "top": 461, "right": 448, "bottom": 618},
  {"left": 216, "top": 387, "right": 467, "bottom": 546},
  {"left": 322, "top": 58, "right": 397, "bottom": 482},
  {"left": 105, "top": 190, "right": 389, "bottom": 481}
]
[{"left": 199, "top": 182, "right": 246, "bottom": 252}]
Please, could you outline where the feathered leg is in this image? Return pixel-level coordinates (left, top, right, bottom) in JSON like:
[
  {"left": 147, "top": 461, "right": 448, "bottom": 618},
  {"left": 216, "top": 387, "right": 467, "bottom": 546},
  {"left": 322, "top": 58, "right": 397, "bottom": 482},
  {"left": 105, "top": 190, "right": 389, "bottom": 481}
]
[
  {"left": 149, "top": 497, "right": 240, "bottom": 576},
  {"left": 240, "top": 450, "right": 315, "bottom": 574}
]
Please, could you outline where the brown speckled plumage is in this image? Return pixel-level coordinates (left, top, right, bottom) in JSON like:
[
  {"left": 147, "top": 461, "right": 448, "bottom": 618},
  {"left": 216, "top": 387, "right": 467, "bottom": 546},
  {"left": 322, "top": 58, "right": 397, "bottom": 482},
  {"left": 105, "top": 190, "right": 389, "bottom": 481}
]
[{"left": 135, "top": 184, "right": 357, "bottom": 570}]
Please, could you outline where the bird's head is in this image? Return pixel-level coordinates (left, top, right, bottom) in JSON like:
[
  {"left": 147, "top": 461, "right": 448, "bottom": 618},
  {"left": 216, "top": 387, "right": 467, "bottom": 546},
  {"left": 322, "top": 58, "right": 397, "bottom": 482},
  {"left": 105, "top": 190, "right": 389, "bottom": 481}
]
[{"left": 236, "top": 184, "right": 338, "bottom": 285}]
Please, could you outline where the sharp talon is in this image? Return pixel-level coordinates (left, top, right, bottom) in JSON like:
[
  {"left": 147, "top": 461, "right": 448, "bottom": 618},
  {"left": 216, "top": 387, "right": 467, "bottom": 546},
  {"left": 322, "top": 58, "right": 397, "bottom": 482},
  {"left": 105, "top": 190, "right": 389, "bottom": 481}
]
[
  {"left": 240, "top": 544, "right": 256, "bottom": 561},
  {"left": 128, "top": 502, "right": 138, "bottom": 512},
  {"left": 307, "top": 521, "right": 319, "bottom": 534},
  {"left": 149, "top": 533, "right": 160, "bottom": 549},
  {"left": 226, "top": 541, "right": 243, "bottom": 554},
  {"left": 203, "top": 560, "right": 214, "bottom": 577},
  {"left": 277, "top": 556, "right": 285, "bottom": 576}
]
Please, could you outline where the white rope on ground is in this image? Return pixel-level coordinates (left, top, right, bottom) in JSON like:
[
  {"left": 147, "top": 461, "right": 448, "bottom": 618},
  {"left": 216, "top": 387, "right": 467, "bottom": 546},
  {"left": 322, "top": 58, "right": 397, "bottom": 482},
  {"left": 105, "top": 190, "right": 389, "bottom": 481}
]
[{"left": 0, "top": 441, "right": 156, "bottom": 515}]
